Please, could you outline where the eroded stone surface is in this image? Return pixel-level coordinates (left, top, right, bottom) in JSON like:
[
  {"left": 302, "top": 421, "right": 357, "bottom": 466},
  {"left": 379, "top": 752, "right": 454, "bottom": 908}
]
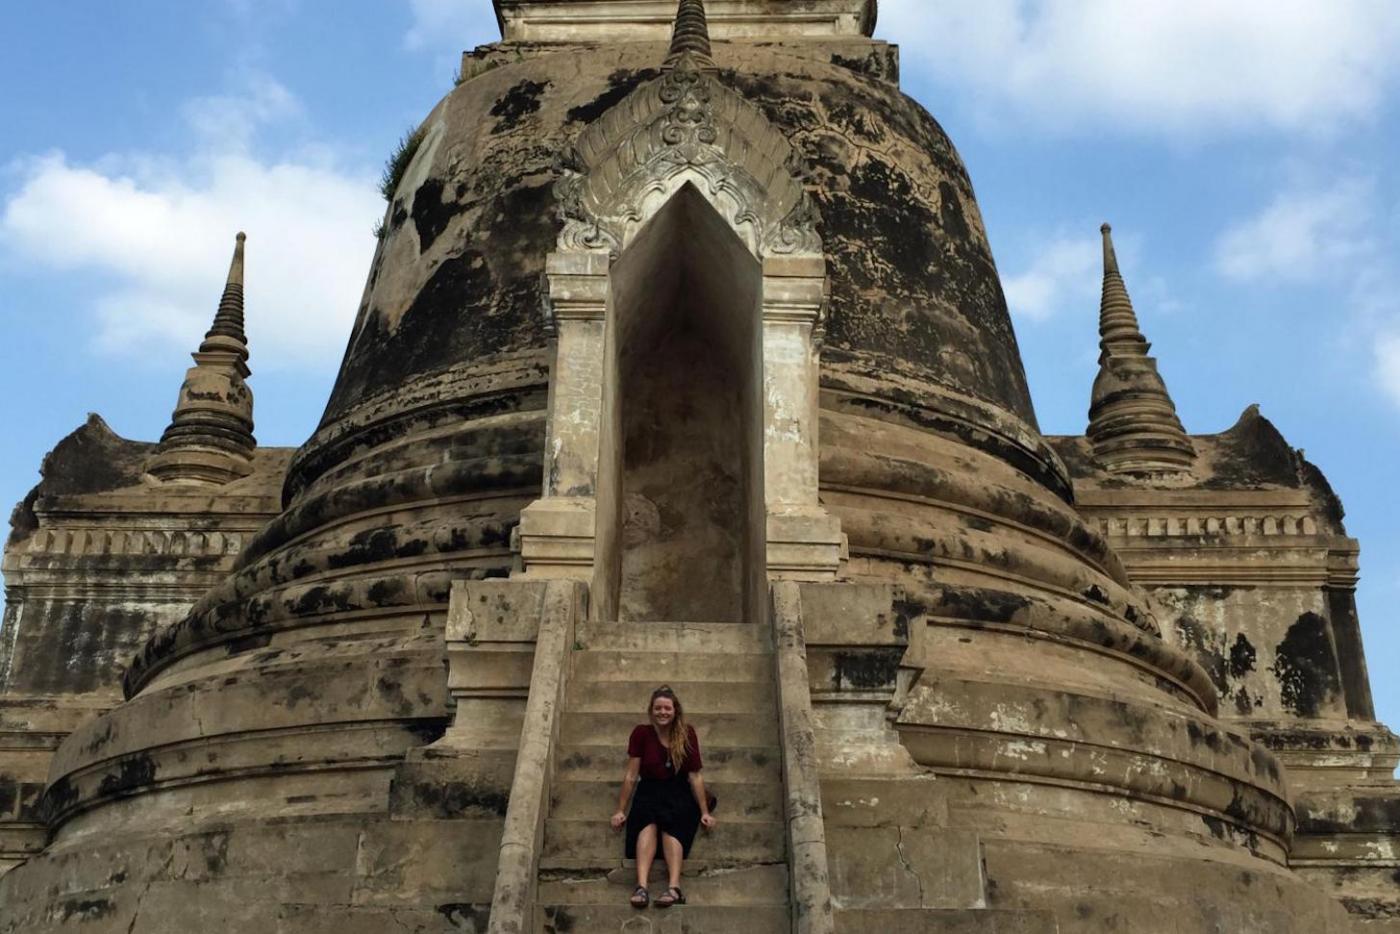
[{"left": 0, "top": 2, "right": 1394, "bottom": 931}]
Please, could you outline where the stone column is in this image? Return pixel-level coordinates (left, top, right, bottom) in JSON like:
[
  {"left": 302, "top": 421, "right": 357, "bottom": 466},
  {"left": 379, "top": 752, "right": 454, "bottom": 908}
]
[
  {"left": 516, "top": 250, "right": 611, "bottom": 580},
  {"left": 762, "top": 253, "right": 842, "bottom": 579}
]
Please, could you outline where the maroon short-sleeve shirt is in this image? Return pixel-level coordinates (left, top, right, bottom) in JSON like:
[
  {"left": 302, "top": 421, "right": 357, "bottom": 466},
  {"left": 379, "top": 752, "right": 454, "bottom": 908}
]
[{"left": 628, "top": 724, "right": 702, "bottom": 780}]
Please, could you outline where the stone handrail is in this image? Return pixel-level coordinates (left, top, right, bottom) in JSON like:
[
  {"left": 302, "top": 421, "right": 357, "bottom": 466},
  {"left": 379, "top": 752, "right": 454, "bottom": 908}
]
[
  {"left": 770, "top": 581, "right": 837, "bottom": 934},
  {"left": 486, "top": 579, "right": 585, "bottom": 934}
]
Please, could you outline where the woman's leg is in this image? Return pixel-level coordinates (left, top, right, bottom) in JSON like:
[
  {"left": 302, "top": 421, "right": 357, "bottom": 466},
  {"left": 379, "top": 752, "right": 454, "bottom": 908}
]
[
  {"left": 660, "top": 832, "right": 684, "bottom": 890},
  {"left": 636, "top": 824, "right": 659, "bottom": 889}
]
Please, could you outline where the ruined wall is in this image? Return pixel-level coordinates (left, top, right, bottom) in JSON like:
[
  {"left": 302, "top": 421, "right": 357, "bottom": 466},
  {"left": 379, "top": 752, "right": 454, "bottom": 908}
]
[
  {"left": 0, "top": 416, "right": 288, "bottom": 874},
  {"left": 1053, "top": 406, "right": 1400, "bottom": 926}
]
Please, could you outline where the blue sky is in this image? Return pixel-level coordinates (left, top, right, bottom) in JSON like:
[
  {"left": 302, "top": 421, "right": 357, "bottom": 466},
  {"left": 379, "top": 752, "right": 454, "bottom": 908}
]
[{"left": 1, "top": 1, "right": 1397, "bottom": 728}]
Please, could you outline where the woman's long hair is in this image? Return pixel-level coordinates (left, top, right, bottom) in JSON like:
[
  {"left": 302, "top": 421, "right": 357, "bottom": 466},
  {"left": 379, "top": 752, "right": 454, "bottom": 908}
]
[{"left": 648, "top": 685, "right": 691, "bottom": 773}]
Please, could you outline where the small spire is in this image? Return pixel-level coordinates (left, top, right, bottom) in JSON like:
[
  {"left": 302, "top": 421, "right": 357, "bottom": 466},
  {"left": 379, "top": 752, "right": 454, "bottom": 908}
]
[
  {"left": 1097, "top": 224, "right": 1147, "bottom": 353},
  {"left": 203, "top": 231, "right": 247, "bottom": 346},
  {"left": 147, "top": 232, "right": 256, "bottom": 485},
  {"left": 666, "top": 0, "right": 715, "bottom": 68},
  {"left": 1086, "top": 223, "right": 1195, "bottom": 474}
]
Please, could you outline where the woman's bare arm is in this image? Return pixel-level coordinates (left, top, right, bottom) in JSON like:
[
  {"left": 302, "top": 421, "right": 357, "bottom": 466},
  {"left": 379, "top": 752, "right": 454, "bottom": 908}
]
[
  {"left": 688, "top": 771, "right": 716, "bottom": 829},
  {"left": 611, "top": 757, "right": 641, "bottom": 831}
]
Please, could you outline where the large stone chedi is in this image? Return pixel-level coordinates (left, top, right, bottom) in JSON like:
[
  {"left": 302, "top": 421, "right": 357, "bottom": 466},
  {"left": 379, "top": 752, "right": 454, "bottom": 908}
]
[{"left": 1, "top": 1, "right": 1396, "bottom": 931}]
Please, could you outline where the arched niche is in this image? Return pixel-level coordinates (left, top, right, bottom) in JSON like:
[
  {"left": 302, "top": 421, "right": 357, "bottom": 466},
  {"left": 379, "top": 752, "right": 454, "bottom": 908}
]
[
  {"left": 596, "top": 182, "right": 764, "bottom": 623},
  {"left": 516, "top": 64, "right": 842, "bottom": 622}
]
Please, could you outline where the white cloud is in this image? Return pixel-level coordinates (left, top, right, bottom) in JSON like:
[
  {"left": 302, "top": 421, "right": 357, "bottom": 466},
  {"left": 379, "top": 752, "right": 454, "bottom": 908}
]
[
  {"left": 182, "top": 75, "right": 302, "bottom": 151},
  {"left": 877, "top": 0, "right": 1400, "bottom": 136},
  {"left": 1002, "top": 234, "right": 1101, "bottom": 323},
  {"left": 1214, "top": 177, "right": 1374, "bottom": 282},
  {"left": 0, "top": 76, "right": 382, "bottom": 372}
]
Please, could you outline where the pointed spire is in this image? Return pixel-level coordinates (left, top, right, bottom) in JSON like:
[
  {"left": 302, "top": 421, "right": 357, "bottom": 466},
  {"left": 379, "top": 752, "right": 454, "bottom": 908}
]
[
  {"left": 1086, "top": 223, "right": 1196, "bottom": 474},
  {"left": 665, "top": 0, "right": 715, "bottom": 69},
  {"left": 203, "top": 231, "right": 247, "bottom": 346},
  {"left": 147, "top": 232, "right": 256, "bottom": 485}
]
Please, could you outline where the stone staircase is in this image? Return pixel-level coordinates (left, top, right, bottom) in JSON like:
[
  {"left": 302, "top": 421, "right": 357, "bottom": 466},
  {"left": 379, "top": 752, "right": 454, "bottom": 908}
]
[{"left": 535, "top": 621, "right": 792, "bottom": 933}]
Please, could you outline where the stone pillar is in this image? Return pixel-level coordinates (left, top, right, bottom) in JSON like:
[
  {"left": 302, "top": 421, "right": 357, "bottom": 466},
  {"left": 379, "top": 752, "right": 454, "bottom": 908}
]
[
  {"left": 516, "top": 250, "right": 611, "bottom": 580},
  {"left": 762, "top": 254, "right": 842, "bottom": 579}
]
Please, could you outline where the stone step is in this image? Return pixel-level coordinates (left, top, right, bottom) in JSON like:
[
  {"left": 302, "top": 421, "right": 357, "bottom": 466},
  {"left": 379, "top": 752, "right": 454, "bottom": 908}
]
[
  {"left": 550, "top": 779, "right": 784, "bottom": 822},
  {"left": 555, "top": 743, "right": 783, "bottom": 783},
  {"left": 572, "top": 650, "right": 773, "bottom": 684},
  {"left": 577, "top": 621, "right": 772, "bottom": 653},
  {"left": 835, "top": 908, "right": 1058, "bottom": 934},
  {"left": 536, "top": 903, "right": 790, "bottom": 933},
  {"left": 543, "top": 817, "right": 786, "bottom": 863},
  {"left": 567, "top": 679, "right": 776, "bottom": 714},
  {"left": 538, "top": 863, "right": 789, "bottom": 907},
  {"left": 562, "top": 711, "right": 779, "bottom": 748}
]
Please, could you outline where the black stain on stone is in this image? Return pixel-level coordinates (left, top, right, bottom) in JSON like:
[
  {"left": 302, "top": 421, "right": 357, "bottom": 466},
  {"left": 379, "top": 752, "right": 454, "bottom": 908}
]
[
  {"left": 1176, "top": 616, "right": 1228, "bottom": 694},
  {"left": 56, "top": 898, "right": 117, "bottom": 921},
  {"left": 1081, "top": 584, "right": 1111, "bottom": 606},
  {"left": 41, "top": 776, "right": 78, "bottom": 821},
  {"left": 1298, "top": 795, "right": 1400, "bottom": 834},
  {"left": 225, "top": 632, "right": 272, "bottom": 656},
  {"left": 832, "top": 648, "right": 903, "bottom": 690},
  {"left": 543, "top": 905, "right": 576, "bottom": 933},
  {"left": 411, "top": 177, "right": 455, "bottom": 252},
  {"left": 407, "top": 719, "right": 448, "bottom": 745},
  {"left": 439, "top": 903, "right": 489, "bottom": 929},
  {"left": 368, "top": 577, "right": 408, "bottom": 607},
  {"left": 377, "top": 675, "right": 417, "bottom": 717},
  {"left": 97, "top": 753, "right": 157, "bottom": 798},
  {"left": 1271, "top": 612, "right": 1341, "bottom": 718},
  {"left": 413, "top": 779, "right": 509, "bottom": 818},
  {"left": 1234, "top": 686, "right": 1258, "bottom": 716},
  {"left": 566, "top": 69, "right": 657, "bottom": 124},
  {"left": 891, "top": 595, "right": 922, "bottom": 639},
  {"left": 1228, "top": 633, "right": 1257, "bottom": 679},
  {"left": 931, "top": 587, "right": 1030, "bottom": 624},
  {"left": 491, "top": 79, "right": 548, "bottom": 131},
  {"left": 1203, "top": 405, "right": 1303, "bottom": 490},
  {"left": 937, "top": 180, "right": 970, "bottom": 240}
]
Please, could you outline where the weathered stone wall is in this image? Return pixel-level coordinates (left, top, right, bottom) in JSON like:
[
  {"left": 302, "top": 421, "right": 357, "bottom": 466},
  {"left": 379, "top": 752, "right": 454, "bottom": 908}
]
[
  {"left": 0, "top": 416, "right": 289, "bottom": 875},
  {"left": 1053, "top": 406, "right": 1400, "bottom": 927}
]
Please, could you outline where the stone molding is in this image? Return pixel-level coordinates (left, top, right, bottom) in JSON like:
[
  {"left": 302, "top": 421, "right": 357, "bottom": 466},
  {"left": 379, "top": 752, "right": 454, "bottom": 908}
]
[
  {"left": 495, "top": 0, "right": 877, "bottom": 43},
  {"left": 1090, "top": 512, "right": 1327, "bottom": 539},
  {"left": 17, "top": 526, "right": 248, "bottom": 558}
]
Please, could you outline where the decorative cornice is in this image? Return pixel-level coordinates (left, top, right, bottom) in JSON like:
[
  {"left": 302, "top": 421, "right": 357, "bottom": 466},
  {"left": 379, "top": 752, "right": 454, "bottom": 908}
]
[
  {"left": 1086, "top": 224, "right": 1195, "bottom": 474},
  {"left": 19, "top": 526, "right": 248, "bottom": 559}
]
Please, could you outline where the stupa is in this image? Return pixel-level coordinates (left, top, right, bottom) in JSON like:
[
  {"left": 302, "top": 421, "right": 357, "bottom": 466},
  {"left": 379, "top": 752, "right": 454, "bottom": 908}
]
[{"left": 1, "top": 2, "right": 1396, "bottom": 931}]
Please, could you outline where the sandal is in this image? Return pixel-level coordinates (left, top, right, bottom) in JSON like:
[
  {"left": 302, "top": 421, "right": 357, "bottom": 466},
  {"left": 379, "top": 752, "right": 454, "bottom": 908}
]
[
  {"left": 629, "top": 886, "right": 649, "bottom": 909},
  {"left": 655, "top": 886, "right": 686, "bottom": 908}
]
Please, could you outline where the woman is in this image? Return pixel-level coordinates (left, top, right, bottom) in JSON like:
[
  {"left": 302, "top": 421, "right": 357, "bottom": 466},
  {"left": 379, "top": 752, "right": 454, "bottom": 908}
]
[{"left": 610, "top": 684, "right": 716, "bottom": 909}]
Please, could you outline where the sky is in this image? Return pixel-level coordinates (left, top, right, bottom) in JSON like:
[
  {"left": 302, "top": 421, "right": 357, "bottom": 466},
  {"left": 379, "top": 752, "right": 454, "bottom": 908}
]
[{"left": 0, "top": 1, "right": 1397, "bottom": 728}]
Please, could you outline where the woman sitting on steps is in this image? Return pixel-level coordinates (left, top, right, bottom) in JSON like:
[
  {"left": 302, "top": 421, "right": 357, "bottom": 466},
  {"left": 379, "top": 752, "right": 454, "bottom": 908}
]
[{"left": 610, "top": 684, "right": 717, "bottom": 909}]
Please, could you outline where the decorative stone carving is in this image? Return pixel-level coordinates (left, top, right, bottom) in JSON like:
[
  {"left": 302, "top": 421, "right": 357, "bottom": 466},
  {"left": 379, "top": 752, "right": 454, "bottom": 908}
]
[{"left": 554, "top": 56, "right": 823, "bottom": 259}]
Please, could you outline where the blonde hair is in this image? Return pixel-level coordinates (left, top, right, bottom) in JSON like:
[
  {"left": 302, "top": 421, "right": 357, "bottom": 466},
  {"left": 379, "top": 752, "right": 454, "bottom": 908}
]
[{"left": 648, "top": 685, "right": 691, "bottom": 772}]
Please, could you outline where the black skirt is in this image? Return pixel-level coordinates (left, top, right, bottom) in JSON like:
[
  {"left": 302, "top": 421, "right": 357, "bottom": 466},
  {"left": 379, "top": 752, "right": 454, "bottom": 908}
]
[{"left": 625, "top": 775, "right": 703, "bottom": 858}]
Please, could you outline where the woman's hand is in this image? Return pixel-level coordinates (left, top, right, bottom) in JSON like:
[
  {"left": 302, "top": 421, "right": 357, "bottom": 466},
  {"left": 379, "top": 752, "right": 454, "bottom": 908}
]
[
  {"left": 611, "top": 810, "right": 627, "bottom": 832},
  {"left": 700, "top": 812, "right": 717, "bottom": 831}
]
